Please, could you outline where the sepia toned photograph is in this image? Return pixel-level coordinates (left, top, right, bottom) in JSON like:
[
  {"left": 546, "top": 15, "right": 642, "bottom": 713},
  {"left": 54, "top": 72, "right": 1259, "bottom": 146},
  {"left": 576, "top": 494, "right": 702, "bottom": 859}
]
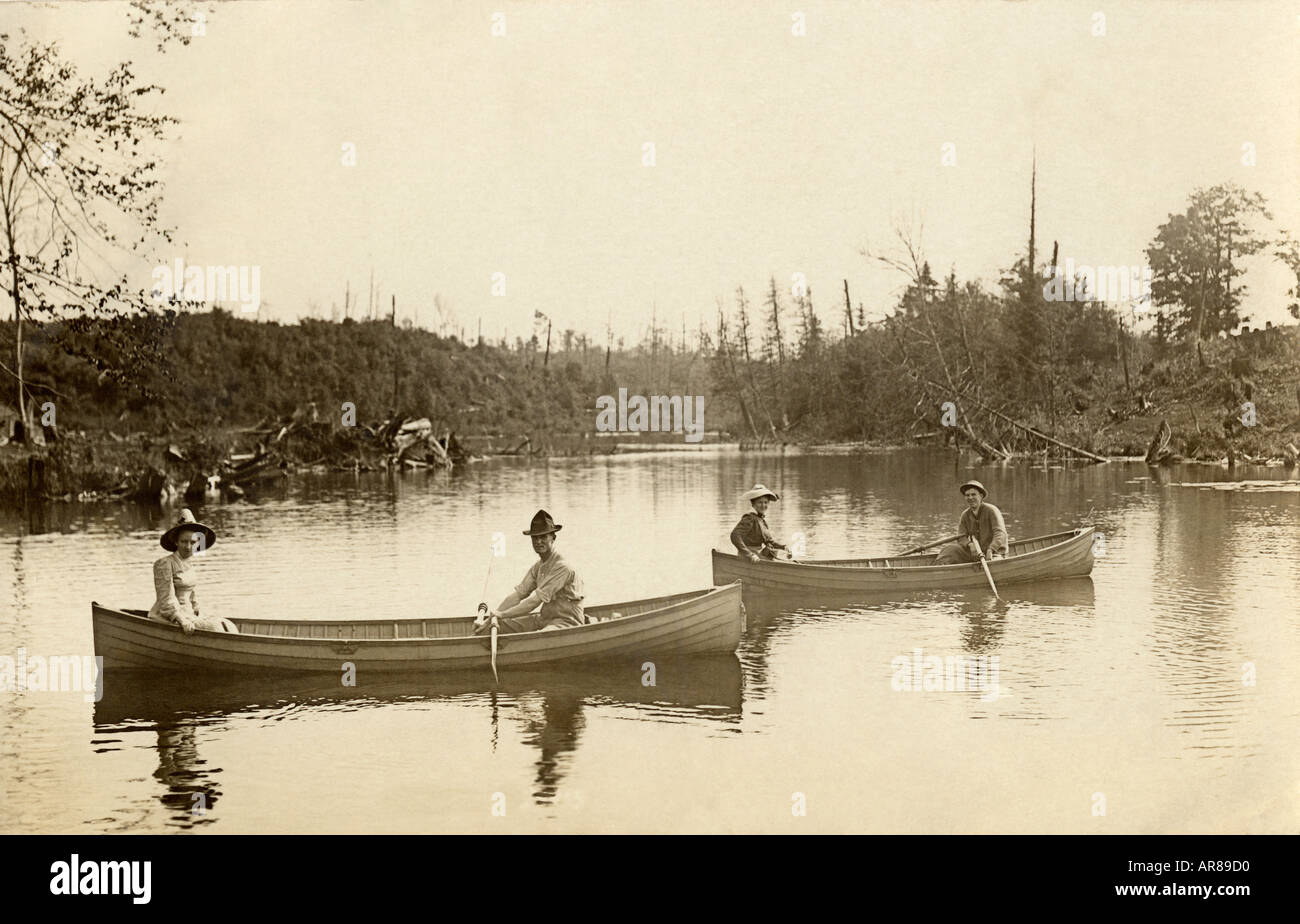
[{"left": 1, "top": 0, "right": 1296, "bottom": 866}]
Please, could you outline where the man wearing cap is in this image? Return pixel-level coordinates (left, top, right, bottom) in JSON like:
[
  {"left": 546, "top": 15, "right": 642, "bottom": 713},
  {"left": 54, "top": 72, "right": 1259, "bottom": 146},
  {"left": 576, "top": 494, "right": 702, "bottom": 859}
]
[
  {"left": 476, "top": 509, "right": 585, "bottom": 634},
  {"left": 933, "top": 481, "right": 1008, "bottom": 565},
  {"left": 730, "top": 484, "right": 789, "bottom": 563}
]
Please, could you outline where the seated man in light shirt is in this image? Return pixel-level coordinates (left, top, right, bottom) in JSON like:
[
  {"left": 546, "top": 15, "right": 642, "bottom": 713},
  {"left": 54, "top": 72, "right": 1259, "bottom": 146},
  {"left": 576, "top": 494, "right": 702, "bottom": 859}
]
[
  {"left": 475, "top": 509, "right": 585, "bottom": 634},
  {"left": 933, "top": 480, "right": 1009, "bottom": 565}
]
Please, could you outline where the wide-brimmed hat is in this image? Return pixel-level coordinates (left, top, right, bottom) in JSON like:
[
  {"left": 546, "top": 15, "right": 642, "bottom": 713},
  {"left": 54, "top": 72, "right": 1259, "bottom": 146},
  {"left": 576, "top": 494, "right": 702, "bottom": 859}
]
[
  {"left": 959, "top": 480, "right": 987, "bottom": 498},
  {"left": 161, "top": 508, "right": 216, "bottom": 551},
  {"left": 523, "top": 509, "right": 562, "bottom": 536},
  {"left": 741, "top": 484, "right": 780, "bottom": 503}
]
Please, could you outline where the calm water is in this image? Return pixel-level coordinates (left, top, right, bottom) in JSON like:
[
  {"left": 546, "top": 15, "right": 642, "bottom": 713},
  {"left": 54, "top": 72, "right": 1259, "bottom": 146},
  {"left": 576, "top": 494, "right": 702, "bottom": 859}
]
[{"left": 1, "top": 449, "right": 1297, "bottom": 833}]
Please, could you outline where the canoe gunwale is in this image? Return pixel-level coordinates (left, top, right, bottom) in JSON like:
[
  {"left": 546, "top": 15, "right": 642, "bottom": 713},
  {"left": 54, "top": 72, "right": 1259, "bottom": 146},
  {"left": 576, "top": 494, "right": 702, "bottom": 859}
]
[
  {"left": 796, "top": 528, "right": 1089, "bottom": 568},
  {"left": 716, "top": 527, "right": 1090, "bottom": 570},
  {"left": 711, "top": 527, "right": 1094, "bottom": 590},
  {"left": 91, "top": 582, "right": 743, "bottom": 650}
]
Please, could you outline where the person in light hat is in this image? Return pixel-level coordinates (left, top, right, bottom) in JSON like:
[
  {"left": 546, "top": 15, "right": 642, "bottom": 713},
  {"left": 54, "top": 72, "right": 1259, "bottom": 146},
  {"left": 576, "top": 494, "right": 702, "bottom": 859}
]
[
  {"left": 148, "top": 508, "right": 239, "bottom": 634},
  {"left": 475, "top": 509, "right": 585, "bottom": 634},
  {"left": 933, "top": 480, "right": 1008, "bottom": 565},
  {"left": 730, "top": 484, "right": 790, "bottom": 563}
]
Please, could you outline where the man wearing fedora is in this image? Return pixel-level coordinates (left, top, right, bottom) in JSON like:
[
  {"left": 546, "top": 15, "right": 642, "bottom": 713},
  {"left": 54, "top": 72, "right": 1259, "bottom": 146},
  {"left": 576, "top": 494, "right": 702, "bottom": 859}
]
[
  {"left": 476, "top": 509, "right": 585, "bottom": 634},
  {"left": 933, "top": 480, "right": 1008, "bottom": 565},
  {"left": 730, "top": 484, "right": 790, "bottom": 563}
]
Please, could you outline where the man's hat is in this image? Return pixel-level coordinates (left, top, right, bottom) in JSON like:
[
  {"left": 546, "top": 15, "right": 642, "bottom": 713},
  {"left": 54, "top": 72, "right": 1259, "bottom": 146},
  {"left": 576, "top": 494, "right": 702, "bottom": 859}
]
[
  {"left": 959, "top": 480, "right": 987, "bottom": 497},
  {"left": 161, "top": 507, "right": 217, "bottom": 551},
  {"left": 741, "top": 484, "right": 780, "bottom": 503},
  {"left": 523, "top": 509, "right": 562, "bottom": 536}
]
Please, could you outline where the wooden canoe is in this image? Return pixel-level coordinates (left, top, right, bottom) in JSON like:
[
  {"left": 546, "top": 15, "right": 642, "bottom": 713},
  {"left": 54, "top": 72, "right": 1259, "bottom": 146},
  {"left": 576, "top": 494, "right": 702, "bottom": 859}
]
[
  {"left": 712, "top": 527, "right": 1095, "bottom": 593},
  {"left": 91, "top": 583, "right": 744, "bottom": 673}
]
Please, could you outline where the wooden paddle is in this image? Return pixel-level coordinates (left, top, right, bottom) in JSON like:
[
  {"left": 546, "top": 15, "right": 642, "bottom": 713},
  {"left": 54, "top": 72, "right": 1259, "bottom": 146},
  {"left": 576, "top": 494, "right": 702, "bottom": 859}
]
[
  {"left": 894, "top": 534, "right": 959, "bottom": 557},
  {"left": 968, "top": 537, "right": 1000, "bottom": 599},
  {"left": 475, "top": 550, "right": 500, "bottom": 682}
]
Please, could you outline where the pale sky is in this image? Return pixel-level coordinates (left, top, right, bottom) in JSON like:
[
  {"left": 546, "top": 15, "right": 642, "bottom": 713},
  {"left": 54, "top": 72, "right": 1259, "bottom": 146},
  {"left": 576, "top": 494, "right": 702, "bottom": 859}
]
[{"left": 8, "top": 0, "right": 1300, "bottom": 339}]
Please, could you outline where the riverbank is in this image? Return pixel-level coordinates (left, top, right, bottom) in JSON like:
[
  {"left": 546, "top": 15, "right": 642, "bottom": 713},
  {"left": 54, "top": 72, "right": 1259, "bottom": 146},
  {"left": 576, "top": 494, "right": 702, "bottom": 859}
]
[
  {"left": 3, "top": 312, "right": 1297, "bottom": 508},
  {"left": 0, "top": 423, "right": 745, "bottom": 507}
]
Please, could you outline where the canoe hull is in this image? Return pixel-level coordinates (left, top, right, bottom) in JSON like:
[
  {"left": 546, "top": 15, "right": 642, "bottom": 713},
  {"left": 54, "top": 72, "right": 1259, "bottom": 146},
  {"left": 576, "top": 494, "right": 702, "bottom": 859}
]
[
  {"left": 712, "top": 528, "right": 1095, "bottom": 593},
  {"left": 91, "top": 583, "right": 744, "bottom": 673}
]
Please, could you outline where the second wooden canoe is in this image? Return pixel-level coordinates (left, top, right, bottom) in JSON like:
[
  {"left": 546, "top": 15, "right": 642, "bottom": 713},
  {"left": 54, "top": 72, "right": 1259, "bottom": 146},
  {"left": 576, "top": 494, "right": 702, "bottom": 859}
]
[
  {"left": 91, "top": 582, "right": 744, "bottom": 673},
  {"left": 712, "top": 527, "right": 1095, "bottom": 593}
]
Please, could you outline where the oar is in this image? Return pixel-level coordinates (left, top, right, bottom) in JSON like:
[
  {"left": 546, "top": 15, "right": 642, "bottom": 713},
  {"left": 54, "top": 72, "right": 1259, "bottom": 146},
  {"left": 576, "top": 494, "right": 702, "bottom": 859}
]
[
  {"left": 894, "top": 534, "right": 959, "bottom": 557},
  {"left": 475, "top": 549, "right": 500, "bottom": 682},
  {"left": 968, "top": 537, "right": 1000, "bottom": 600},
  {"left": 474, "top": 604, "right": 500, "bottom": 682}
]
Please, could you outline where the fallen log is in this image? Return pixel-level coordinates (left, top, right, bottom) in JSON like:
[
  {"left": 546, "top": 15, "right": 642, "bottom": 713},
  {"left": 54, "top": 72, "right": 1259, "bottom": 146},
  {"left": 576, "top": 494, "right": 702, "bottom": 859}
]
[
  {"left": 927, "top": 382, "right": 1107, "bottom": 462},
  {"left": 957, "top": 422, "right": 1008, "bottom": 461},
  {"left": 911, "top": 378, "right": 1009, "bottom": 460},
  {"left": 980, "top": 404, "right": 1107, "bottom": 462}
]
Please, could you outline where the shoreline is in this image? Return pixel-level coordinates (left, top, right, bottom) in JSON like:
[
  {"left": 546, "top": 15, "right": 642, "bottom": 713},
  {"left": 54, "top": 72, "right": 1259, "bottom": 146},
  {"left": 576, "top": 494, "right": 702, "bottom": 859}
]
[{"left": 4, "top": 428, "right": 1296, "bottom": 512}]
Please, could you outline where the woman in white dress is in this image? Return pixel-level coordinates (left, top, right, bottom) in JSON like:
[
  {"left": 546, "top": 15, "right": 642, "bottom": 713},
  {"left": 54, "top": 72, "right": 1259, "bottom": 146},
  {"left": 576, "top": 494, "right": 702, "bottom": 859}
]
[{"left": 149, "top": 508, "right": 238, "bottom": 634}]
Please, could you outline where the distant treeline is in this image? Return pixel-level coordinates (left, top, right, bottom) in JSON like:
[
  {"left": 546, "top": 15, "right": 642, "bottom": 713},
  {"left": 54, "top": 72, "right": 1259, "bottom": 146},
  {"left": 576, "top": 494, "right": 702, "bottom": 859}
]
[
  {"left": 703, "top": 267, "right": 1297, "bottom": 458},
  {"left": 4, "top": 178, "right": 1300, "bottom": 457},
  {"left": 0, "top": 310, "right": 714, "bottom": 438},
  {"left": 4, "top": 291, "right": 1295, "bottom": 462}
]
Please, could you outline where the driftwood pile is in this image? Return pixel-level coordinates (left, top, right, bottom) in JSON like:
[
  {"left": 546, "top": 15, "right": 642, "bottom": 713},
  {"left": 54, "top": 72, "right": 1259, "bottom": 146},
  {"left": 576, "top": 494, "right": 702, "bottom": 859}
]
[
  {"left": 376, "top": 416, "right": 456, "bottom": 470},
  {"left": 116, "top": 407, "right": 464, "bottom": 504}
]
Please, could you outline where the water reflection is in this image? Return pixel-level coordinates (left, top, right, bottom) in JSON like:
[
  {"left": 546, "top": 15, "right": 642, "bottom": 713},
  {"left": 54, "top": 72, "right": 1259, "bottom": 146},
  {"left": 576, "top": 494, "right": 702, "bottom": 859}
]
[
  {"left": 514, "top": 692, "right": 584, "bottom": 804},
  {"left": 4, "top": 450, "right": 1295, "bottom": 833},
  {"left": 153, "top": 722, "right": 223, "bottom": 827},
  {"left": 94, "top": 655, "right": 744, "bottom": 817},
  {"left": 741, "top": 579, "right": 1093, "bottom": 648}
]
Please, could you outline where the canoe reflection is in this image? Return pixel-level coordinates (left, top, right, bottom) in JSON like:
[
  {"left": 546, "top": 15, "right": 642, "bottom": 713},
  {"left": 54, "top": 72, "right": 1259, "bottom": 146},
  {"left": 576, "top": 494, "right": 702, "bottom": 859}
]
[
  {"left": 735, "top": 575, "right": 1095, "bottom": 614},
  {"left": 736, "top": 577, "right": 1096, "bottom": 690},
  {"left": 738, "top": 577, "right": 1092, "bottom": 613},
  {"left": 94, "top": 655, "right": 744, "bottom": 817}
]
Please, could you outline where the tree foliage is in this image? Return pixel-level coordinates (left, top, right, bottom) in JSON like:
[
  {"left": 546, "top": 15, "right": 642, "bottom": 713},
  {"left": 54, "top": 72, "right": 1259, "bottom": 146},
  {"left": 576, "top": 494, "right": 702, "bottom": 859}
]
[
  {"left": 0, "top": 22, "right": 184, "bottom": 435},
  {"left": 1145, "top": 183, "right": 1272, "bottom": 340}
]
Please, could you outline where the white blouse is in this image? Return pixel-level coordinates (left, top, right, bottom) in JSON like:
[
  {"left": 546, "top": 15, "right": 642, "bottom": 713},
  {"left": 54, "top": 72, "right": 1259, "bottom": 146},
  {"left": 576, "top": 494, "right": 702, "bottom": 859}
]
[{"left": 148, "top": 552, "right": 199, "bottom": 624}]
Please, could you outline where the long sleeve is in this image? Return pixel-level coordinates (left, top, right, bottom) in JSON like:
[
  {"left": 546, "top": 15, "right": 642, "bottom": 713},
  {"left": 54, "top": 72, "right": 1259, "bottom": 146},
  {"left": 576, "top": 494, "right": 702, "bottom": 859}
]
[
  {"left": 731, "top": 513, "right": 759, "bottom": 554},
  {"left": 985, "top": 505, "right": 1008, "bottom": 555},
  {"left": 961, "top": 506, "right": 1008, "bottom": 556},
  {"left": 513, "top": 562, "right": 539, "bottom": 599},
  {"left": 498, "top": 590, "right": 543, "bottom": 618},
  {"left": 152, "top": 557, "right": 181, "bottom": 623}
]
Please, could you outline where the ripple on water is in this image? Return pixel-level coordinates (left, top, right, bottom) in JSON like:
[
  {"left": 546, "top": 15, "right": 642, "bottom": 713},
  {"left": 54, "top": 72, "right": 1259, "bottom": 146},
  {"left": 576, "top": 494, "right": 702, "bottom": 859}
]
[{"left": 2, "top": 455, "right": 1297, "bottom": 832}]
